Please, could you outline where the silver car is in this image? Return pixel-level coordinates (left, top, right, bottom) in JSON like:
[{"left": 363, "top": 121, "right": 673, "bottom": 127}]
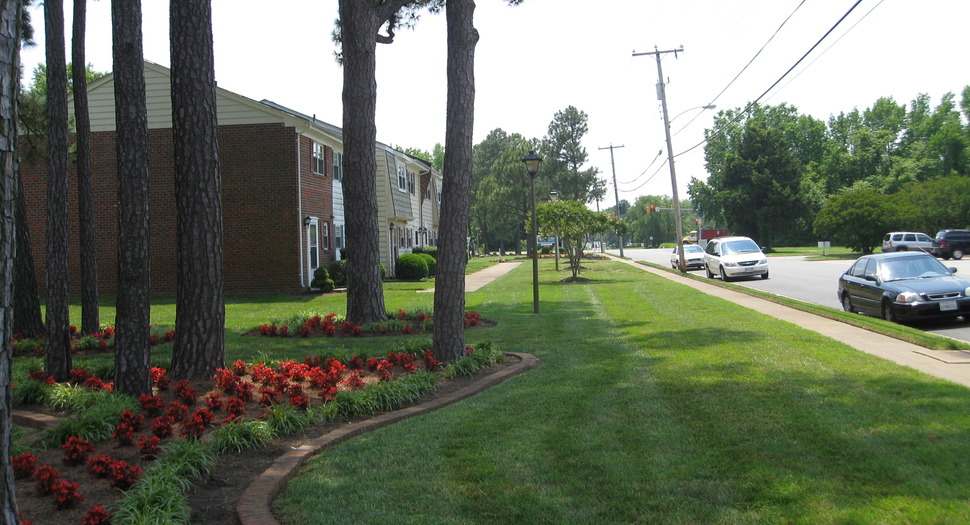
[
  {"left": 703, "top": 236, "right": 768, "bottom": 281},
  {"left": 671, "top": 244, "right": 706, "bottom": 270}
]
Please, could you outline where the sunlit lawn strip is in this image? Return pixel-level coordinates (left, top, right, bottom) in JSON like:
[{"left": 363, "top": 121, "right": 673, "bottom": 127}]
[{"left": 275, "top": 258, "right": 970, "bottom": 524}]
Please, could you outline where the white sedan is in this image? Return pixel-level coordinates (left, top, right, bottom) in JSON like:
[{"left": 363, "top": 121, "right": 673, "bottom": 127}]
[{"left": 670, "top": 244, "right": 706, "bottom": 270}]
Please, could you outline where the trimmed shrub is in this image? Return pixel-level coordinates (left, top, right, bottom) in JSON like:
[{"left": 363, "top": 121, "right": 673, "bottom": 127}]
[
  {"left": 396, "top": 253, "right": 429, "bottom": 280},
  {"left": 311, "top": 267, "right": 335, "bottom": 292},
  {"left": 330, "top": 259, "right": 386, "bottom": 286},
  {"left": 329, "top": 260, "right": 347, "bottom": 286},
  {"left": 413, "top": 246, "right": 438, "bottom": 258},
  {"left": 416, "top": 253, "right": 436, "bottom": 276}
]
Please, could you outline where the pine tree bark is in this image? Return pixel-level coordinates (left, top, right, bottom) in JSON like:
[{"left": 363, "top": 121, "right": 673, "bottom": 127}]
[
  {"left": 44, "top": 0, "right": 72, "bottom": 381},
  {"left": 339, "top": 0, "right": 388, "bottom": 325},
  {"left": 0, "top": 1, "right": 22, "bottom": 518},
  {"left": 169, "top": 0, "right": 225, "bottom": 380},
  {"left": 111, "top": 0, "right": 151, "bottom": 397},
  {"left": 13, "top": 174, "right": 43, "bottom": 338},
  {"left": 434, "top": 0, "right": 478, "bottom": 362},
  {"left": 72, "top": 0, "right": 100, "bottom": 335}
]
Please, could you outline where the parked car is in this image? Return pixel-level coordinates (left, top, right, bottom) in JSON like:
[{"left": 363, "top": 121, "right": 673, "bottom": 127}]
[
  {"left": 933, "top": 229, "right": 970, "bottom": 260},
  {"left": 837, "top": 251, "right": 970, "bottom": 323},
  {"left": 670, "top": 244, "right": 706, "bottom": 270},
  {"left": 703, "top": 236, "right": 768, "bottom": 281},
  {"left": 881, "top": 231, "right": 935, "bottom": 253}
]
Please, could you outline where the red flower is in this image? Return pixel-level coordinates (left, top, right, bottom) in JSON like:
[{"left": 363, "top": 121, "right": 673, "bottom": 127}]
[
  {"left": 69, "top": 369, "right": 93, "bottom": 384},
  {"left": 151, "top": 416, "right": 174, "bottom": 439},
  {"left": 62, "top": 437, "right": 95, "bottom": 466},
  {"left": 298, "top": 324, "right": 313, "bottom": 337},
  {"left": 138, "top": 394, "right": 164, "bottom": 416},
  {"left": 137, "top": 436, "right": 161, "bottom": 460},
  {"left": 11, "top": 452, "right": 37, "bottom": 479},
  {"left": 51, "top": 479, "right": 83, "bottom": 509},
  {"left": 166, "top": 402, "right": 189, "bottom": 422},
  {"left": 230, "top": 359, "right": 249, "bottom": 376},
  {"left": 86, "top": 455, "right": 114, "bottom": 478},
  {"left": 163, "top": 330, "right": 176, "bottom": 342},
  {"left": 205, "top": 393, "right": 224, "bottom": 412},
  {"left": 150, "top": 367, "right": 171, "bottom": 391},
  {"left": 82, "top": 505, "right": 112, "bottom": 525},
  {"left": 108, "top": 460, "right": 142, "bottom": 490},
  {"left": 174, "top": 380, "right": 198, "bottom": 406},
  {"left": 35, "top": 464, "right": 62, "bottom": 496}
]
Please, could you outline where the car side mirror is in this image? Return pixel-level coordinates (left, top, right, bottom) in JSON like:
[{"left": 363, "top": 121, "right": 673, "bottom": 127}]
[
  {"left": 949, "top": 267, "right": 958, "bottom": 274},
  {"left": 864, "top": 274, "right": 878, "bottom": 282}
]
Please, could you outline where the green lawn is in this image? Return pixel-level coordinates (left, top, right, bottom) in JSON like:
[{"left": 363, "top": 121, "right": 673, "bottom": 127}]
[{"left": 263, "top": 258, "right": 970, "bottom": 524}]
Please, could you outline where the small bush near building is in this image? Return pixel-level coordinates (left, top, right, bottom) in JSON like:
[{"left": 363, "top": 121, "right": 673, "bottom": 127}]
[
  {"left": 311, "top": 267, "right": 335, "bottom": 292},
  {"left": 413, "top": 246, "right": 437, "bottom": 258},
  {"left": 416, "top": 253, "right": 436, "bottom": 276},
  {"left": 329, "top": 260, "right": 347, "bottom": 287},
  {"left": 396, "top": 254, "right": 429, "bottom": 280}
]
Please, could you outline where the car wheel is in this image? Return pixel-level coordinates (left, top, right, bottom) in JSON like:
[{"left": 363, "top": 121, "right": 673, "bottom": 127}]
[
  {"left": 882, "top": 300, "right": 898, "bottom": 323},
  {"left": 720, "top": 266, "right": 732, "bottom": 282},
  {"left": 897, "top": 246, "right": 907, "bottom": 251},
  {"left": 953, "top": 248, "right": 964, "bottom": 260},
  {"left": 841, "top": 294, "right": 855, "bottom": 313},
  {"left": 761, "top": 270, "right": 769, "bottom": 280},
  {"left": 706, "top": 265, "right": 714, "bottom": 279}
]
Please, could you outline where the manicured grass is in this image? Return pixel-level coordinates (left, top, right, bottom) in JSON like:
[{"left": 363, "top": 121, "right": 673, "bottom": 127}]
[
  {"left": 271, "top": 258, "right": 970, "bottom": 524},
  {"left": 640, "top": 261, "right": 970, "bottom": 352}
]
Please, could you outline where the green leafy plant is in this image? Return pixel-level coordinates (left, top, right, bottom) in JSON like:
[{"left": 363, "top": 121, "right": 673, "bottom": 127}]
[
  {"left": 311, "top": 266, "right": 335, "bottom": 292},
  {"left": 210, "top": 420, "right": 274, "bottom": 455},
  {"left": 395, "top": 253, "right": 429, "bottom": 280},
  {"left": 416, "top": 252, "right": 436, "bottom": 276}
]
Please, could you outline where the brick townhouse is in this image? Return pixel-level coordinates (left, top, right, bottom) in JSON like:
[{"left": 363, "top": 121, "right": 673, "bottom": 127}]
[{"left": 21, "top": 60, "right": 444, "bottom": 296}]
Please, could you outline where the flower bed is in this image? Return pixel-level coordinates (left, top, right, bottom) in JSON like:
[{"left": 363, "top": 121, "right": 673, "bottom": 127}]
[
  {"left": 11, "top": 341, "right": 503, "bottom": 525},
  {"left": 248, "top": 310, "right": 490, "bottom": 339}
]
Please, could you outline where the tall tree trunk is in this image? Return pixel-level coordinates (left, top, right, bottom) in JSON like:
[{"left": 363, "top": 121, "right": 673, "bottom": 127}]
[
  {"left": 44, "top": 0, "right": 72, "bottom": 381},
  {"left": 169, "top": 0, "right": 224, "bottom": 380},
  {"left": 13, "top": 175, "right": 43, "bottom": 338},
  {"left": 72, "top": 0, "right": 99, "bottom": 335},
  {"left": 0, "top": 1, "right": 22, "bottom": 519},
  {"left": 339, "top": 0, "right": 387, "bottom": 325},
  {"left": 433, "top": 0, "right": 478, "bottom": 363},
  {"left": 111, "top": 0, "right": 151, "bottom": 397}
]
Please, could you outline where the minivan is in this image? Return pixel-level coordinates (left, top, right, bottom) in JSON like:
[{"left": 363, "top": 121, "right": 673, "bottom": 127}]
[
  {"left": 933, "top": 229, "right": 970, "bottom": 260},
  {"left": 881, "top": 232, "right": 935, "bottom": 253}
]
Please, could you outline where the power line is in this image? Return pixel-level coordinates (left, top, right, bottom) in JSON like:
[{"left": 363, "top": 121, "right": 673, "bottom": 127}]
[
  {"left": 671, "top": 0, "right": 806, "bottom": 138},
  {"left": 674, "top": 0, "right": 864, "bottom": 159},
  {"left": 617, "top": 149, "right": 663, "bottom": 186}
]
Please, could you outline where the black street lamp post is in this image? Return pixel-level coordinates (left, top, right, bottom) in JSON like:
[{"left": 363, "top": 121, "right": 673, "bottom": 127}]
[{"left": 522, "top": 151, "right": 542, "bottom": 314}]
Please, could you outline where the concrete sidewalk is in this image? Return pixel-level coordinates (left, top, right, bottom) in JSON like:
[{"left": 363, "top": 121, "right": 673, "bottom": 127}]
[
  {"left": 418, "top": 260, "right": 522, "bottom": 294},
  {"left": 609, "top": 255, "right": 970, "bottom": 389}
]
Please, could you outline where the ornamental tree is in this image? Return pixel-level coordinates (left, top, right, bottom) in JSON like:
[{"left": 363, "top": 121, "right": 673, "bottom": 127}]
[{"left": 537, "top": 200, "right": 622, "bottom": 279}]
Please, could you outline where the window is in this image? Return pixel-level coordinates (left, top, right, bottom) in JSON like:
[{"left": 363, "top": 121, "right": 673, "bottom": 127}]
[
  {"left": 322, "top": 223, "right": 330, "bottom": 251},
  {"left": 335, "top": 225, "right": 344, "bottom": 249},
  {"left": 397, "top": 165, "right": 407, "bottom": 192},
  {"left": 333, "top": 152, "right": 343, "bottom": 181},
  {"left": 312, "top": 143, "right": 326, "bottom": 175},
  {"left": 407, "top": 228, "right": 413, "bottom": 248},
  {"left": 407, "top": 172, "right": 415, "bottom": 194}
]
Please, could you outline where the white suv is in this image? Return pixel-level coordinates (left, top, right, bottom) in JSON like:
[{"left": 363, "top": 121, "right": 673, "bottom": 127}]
[
  {"left": 703, "top": 236, "right": 768, "bottom": 281},
  {"left": 881, "top": 232, "right": 934, "bottom": 253}
]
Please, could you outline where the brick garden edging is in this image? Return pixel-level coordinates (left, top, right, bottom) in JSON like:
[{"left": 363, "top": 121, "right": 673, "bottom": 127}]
[{"left": 235, "top": 352, "right": 540, "bottom": 525}]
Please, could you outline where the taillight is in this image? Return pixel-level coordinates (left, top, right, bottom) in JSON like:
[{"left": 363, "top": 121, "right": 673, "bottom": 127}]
[{"left": 940, "top": 241, "right": 948, "bottom": 247}]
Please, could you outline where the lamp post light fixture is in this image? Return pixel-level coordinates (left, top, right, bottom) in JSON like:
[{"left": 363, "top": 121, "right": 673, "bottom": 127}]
[
  {"left": 549, "top": 190, "right": 560, "bottom": 272},
  {"left": 303, "top": 215, "right": 312, "bottom": 228},
  {"left": 522, "top": 151, "right": 542, "bottom": 314}
]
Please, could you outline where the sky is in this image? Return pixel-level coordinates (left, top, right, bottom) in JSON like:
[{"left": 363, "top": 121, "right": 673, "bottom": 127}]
[{"left": 20, "top": 0, "right": 970, "bottom": 207}]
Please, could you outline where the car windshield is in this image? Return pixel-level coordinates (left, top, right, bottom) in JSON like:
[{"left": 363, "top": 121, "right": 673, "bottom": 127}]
[
  {"left": 879, "top": 256, "right": 951, "bottom": 281},
  {"left": 721, "top": 239, "right": 760, "bottom": 255},
  {"left": 685, "top": 245, "right": 703, "bottom": 253}
]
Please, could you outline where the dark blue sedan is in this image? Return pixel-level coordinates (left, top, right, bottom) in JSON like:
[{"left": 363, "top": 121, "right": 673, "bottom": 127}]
[{"left": 838, "top": 252, "right": 970, "bottom": 323}]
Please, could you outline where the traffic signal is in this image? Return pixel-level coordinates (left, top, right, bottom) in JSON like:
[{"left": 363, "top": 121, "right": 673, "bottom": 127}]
[
  {"left": 694, "top": 217, "right": 699, "bottom": 223},
  {"left": 647, "top": 204, "right": 655, "bottom": 214}
]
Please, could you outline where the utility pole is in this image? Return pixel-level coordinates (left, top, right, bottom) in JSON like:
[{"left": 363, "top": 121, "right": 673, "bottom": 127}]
[
  {"left": 599, "top": 144, "right": 624, "bottom": 257},
  {"left": 633, "top": 45, "right": 687, "bottom": 272}
]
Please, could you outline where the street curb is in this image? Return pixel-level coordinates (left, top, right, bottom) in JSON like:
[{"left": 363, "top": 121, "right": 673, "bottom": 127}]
[{"left": 235, "top": 352, "right": 539, "bottom": 525}]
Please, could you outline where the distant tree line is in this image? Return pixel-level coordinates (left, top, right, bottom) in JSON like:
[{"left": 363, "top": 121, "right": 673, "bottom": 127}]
[{"left": 687, "top": 90, "right": 970, "bottom": 251}]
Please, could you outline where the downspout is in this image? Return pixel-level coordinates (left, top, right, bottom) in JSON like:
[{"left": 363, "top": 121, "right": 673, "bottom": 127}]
[{"left": 296, "top": 130, "right": 305, "bottom": 288}]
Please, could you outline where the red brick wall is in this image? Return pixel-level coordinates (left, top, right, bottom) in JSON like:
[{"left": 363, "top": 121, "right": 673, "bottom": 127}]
[{"left": 21, "top": 122, "right": 330, "bottom": 296}]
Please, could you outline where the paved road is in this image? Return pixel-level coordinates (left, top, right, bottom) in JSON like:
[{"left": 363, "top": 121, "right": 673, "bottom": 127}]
[{"left": 612, "top": 248, "right": 970, "bottom": 343}]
